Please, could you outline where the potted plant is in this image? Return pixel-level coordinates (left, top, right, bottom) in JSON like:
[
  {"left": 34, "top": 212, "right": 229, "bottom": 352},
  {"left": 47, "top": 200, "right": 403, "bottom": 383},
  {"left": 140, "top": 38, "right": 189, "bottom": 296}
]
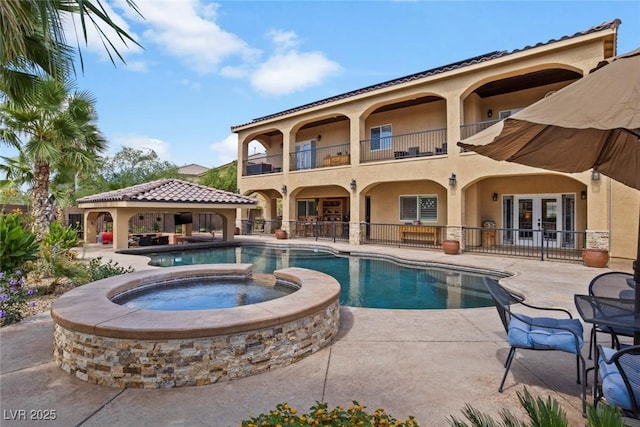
[
  {"left": 582, "top": 248, "right": 609, "bottom": 268},
  {"left": 275, "top": 229, "right": 287, "bottom": 239},
  {"left": 442, "top": 240, "right": 460, "bottom": 255}
]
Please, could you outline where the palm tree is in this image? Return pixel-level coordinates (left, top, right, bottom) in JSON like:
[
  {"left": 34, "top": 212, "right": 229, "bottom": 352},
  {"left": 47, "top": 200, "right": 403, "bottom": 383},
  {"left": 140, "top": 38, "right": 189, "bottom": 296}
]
[
  {"left": 0, "top": 0, "right": 141, "bottom": 101},
  {"left": 0, "top": 77, "right": 106, "bottom": 239}
]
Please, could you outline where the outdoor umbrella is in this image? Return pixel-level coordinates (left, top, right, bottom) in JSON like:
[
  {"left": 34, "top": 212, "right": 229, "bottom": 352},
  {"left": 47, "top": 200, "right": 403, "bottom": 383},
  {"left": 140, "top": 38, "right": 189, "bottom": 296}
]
[{"left": 457, "top": 48, "right": 640, "bottom": 338}]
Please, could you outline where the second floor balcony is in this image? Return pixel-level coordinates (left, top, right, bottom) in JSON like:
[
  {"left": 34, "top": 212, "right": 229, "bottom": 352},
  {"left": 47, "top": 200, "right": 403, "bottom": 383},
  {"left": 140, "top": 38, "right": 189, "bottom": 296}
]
[{"left": 241, "top": 122, "right": 502, "bottom": 176}]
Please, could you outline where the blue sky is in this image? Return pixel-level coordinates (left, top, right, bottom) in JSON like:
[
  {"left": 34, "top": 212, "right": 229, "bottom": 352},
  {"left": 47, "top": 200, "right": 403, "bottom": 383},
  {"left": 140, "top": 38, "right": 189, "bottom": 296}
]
[{"left": 4, "top": 1, "right": 639, "bottom": 169}]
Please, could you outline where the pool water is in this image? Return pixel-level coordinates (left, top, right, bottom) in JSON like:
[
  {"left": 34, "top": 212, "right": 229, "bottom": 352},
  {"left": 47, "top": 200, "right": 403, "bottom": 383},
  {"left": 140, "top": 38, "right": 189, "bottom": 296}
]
[
  {"left": 112, "top": 278, "right": 296, "bottom": 311},
  {"left": 146, "top": 246, "right": 497, "bottom": 309}
]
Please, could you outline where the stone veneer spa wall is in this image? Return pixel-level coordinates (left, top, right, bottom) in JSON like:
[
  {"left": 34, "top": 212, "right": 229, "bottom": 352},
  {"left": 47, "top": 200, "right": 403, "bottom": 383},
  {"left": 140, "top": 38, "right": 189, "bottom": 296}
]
[{"left": 51, "top": 264, "right": 340, "bottom": 388}]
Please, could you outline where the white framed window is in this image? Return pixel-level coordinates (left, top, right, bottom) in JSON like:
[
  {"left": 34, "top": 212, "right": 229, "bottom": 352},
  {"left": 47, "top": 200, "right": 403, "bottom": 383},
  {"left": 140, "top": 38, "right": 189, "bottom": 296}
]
[
  {"left": 370, "top": 124, "right": 392, "bottom": 151},
  {"left": 400, "top": 195, "right": 438, "bottom": 222},
  {"left": 297, "top": 199, "right": 318, "bottom": 218}
]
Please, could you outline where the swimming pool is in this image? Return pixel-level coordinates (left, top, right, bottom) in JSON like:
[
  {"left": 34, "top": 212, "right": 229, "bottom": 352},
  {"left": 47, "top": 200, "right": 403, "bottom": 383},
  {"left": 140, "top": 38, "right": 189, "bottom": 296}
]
[{"left": 145, "top": 245, "right": 500, "bottom": 309}]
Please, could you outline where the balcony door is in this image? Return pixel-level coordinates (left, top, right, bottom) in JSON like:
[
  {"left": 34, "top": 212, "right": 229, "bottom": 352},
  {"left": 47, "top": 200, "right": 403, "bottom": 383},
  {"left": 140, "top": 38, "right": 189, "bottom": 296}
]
[{"left": 295, "top": 140, "right": 315, "bottom": 170}]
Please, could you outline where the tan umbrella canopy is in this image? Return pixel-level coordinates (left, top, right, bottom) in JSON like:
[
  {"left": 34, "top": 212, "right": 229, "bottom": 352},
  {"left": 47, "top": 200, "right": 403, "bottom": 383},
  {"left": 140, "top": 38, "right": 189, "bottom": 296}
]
[
  {"left": 459, "top": 48, "right": 640, "bottom": 190},
  {"left": 458, "top": 48, "right": 640, "bottom": 335}
]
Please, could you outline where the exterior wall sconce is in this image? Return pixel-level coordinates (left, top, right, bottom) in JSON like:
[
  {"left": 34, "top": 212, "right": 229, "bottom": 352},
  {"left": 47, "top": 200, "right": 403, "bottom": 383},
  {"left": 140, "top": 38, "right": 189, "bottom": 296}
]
[
  {"left": 591, "top": 169, "right": 601, "bottom": 181},
  {"left": 281, "top": 184, "right": 287, "bottom": 195},
  {"left": 581, "top": 190, "right": 587, "bottom": 200},
  {"left": 487, "top": 109, "right": 493, "bottom": 118},
  {"left": 350, "top": 179, "right": 357, "bottom": 191},
  {"left": 492, "top": 193, "right": 498, "bottom": 202},
  {"left": 448, "top": 173, "right": 457, "bottom": 187}
]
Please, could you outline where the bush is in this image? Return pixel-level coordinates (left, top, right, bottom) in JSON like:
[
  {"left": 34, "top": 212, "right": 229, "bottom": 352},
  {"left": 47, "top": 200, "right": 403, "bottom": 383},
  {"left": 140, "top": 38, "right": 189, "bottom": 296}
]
[
  {"left": 0, "top": 213, "right": 39, "bottom": 273},
  {"left": 42, "top": 221, "right": 80, "bottom": 253},
  {"left": 0, "top": 270, "right": 38, "bottom": 326},
  {"left": 238, "top": 401, "right": 419, "bottom": 427},
  {"left": 81, "top": 257, "right": 134, "bottom": 282},
  {"left": 34, "top": 221, "right": 86, "bottom": 290}
]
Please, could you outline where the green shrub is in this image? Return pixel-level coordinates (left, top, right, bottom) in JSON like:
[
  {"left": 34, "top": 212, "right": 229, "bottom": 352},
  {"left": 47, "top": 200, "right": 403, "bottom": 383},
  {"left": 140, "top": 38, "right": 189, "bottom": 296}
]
[
  {"left": 1, "top": 270, "right": 38, "bottom": 326},
  {"left": 34, "top": 221, "right": 85, "bottom": 289},
  {"left": 81, "top": 257, "right": 134, "bottom": 282},
  {"left": 42, "top": 221, "right": 80, "bottom": 253},
  {"left": 238, "top": 401, "right": 419, "bottom": 427},
  {"left": 0, "top": 213, "right": 39, "bottom": 273}
]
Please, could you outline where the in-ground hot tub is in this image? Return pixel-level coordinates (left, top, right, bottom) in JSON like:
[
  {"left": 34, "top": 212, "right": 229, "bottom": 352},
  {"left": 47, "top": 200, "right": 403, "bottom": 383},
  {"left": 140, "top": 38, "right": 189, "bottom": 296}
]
[{"left": 51, "top": 264, "right": 341, "bottom": 388}]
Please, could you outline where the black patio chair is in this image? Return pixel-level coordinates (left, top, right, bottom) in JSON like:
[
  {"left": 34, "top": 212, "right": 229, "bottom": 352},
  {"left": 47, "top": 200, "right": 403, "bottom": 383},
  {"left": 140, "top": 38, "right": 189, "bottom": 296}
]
[
  {"left": 596, "top": 344, "right": 640, "bottom": 420},
  {"left": 588, "top": 272, "right": 635, "bottom": 359},
  {"left": 484, "top": 277, "right": 587, "bottom": 414}
]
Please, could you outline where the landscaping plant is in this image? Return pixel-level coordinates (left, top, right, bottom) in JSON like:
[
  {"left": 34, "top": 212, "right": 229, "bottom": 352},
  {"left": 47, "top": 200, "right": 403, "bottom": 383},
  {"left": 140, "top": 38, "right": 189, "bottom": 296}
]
[
  {"left": 82, "top": 257, "right": 135, "bottom": 282},
  {"left": 0, "top": 269, "right": 39, "bottom": 326},
  {"left": 238, "top": 401, "right": 419, "bottom": 427},
  {"left": 0, "top": 212, "right": 39, "bottom": 272},
  {"left": 449, "top": 387, "right": 624, "bottom": 427},
  {"left": 0, "top": 213, "right": 40, "bottom": 326}
]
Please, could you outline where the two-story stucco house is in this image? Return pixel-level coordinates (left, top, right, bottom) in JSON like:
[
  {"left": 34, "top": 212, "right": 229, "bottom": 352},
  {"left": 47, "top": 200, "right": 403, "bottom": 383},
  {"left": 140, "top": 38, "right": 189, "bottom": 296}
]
[{"left": 232, "top": 19, "right": 638, "bottom": 264}]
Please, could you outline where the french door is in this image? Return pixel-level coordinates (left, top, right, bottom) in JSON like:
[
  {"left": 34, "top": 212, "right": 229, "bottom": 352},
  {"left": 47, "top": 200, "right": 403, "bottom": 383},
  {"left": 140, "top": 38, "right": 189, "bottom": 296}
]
[{"left": 510, "top": 194, "right": 575, "bottom": 247}]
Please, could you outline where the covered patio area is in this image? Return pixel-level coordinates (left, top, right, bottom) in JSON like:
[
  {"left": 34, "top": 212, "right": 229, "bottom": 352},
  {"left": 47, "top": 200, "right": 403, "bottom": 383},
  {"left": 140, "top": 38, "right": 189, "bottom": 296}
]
[{"left": 77, "top": 179, "right": 257, "bottom": 249}]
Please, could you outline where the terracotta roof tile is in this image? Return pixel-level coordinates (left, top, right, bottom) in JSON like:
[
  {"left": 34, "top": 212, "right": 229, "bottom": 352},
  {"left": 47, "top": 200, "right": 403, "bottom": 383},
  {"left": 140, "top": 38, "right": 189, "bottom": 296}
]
[
  {"left": 77, "top": 179, "right": 257, "bottom": 205},
  {"left": 231, "top": 19, "right": 620, "bottom": 129}
]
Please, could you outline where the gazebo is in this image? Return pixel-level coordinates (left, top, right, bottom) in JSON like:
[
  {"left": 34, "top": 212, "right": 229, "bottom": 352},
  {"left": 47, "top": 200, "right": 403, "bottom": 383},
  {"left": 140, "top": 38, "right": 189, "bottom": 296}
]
[{"left": 77, "top": 179, "right": 257, "bottom": 249}]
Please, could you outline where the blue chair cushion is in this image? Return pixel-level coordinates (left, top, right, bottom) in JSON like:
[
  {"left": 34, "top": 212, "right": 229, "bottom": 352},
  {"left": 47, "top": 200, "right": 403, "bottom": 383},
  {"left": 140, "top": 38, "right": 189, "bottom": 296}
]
[
  {"left": 599, "top": 347, "right": 633, "bottom": 411},
  {"left": 507, "top": 314, "right": 583, "bottom": 353}
]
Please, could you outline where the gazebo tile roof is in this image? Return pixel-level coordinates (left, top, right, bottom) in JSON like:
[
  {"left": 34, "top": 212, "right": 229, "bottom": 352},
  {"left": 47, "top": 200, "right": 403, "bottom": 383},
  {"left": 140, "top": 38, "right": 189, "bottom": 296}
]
[{"left": 77, "top": 179, "right": 256, "bottom": 205}]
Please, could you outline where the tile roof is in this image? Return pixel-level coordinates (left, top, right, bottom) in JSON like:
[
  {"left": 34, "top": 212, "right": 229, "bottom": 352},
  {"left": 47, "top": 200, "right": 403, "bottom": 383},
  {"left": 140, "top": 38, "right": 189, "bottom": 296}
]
[
  {"left": 77, "top": 179, "right": 257, "bottom": 205},
  {"left": 231, "top": 19, "right": 620, "bottom": 130},
  {"left": 178, "top": 164, "right": 209, "bottom": 176}
]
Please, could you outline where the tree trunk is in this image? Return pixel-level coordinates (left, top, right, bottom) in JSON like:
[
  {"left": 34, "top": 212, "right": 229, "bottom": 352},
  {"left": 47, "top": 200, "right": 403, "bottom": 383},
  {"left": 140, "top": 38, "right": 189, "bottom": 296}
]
[{"left": 31, "top": 161, "right": 51, "bottom": 241}]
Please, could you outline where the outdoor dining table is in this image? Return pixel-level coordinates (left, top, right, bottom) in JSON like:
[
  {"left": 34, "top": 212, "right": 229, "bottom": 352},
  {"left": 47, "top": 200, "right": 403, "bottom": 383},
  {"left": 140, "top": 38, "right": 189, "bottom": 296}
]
[
  {"left": 574, "top": 294, "right": 639, "bottom": 337},
  {"left": 574, "top": 294, "right": 640, "bottom": 405}
]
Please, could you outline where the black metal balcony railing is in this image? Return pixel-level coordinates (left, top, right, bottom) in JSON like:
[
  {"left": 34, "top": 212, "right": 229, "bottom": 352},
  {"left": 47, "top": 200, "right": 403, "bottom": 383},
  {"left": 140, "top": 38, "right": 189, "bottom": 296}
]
[
  {"left": 360, "top": 128, "right": 447, "bottom": 163},
  {"left": 459, "top": 119, "right": 500, "bottom": 151},
  {"left": 289, "top": 143, "right": 351, "bottom": 172},
  {"left": 243, "top": 153, "right": 283, "bottom": 176},
  {"left": 461, "top": 226, "right": 586, "bottom": 262}
]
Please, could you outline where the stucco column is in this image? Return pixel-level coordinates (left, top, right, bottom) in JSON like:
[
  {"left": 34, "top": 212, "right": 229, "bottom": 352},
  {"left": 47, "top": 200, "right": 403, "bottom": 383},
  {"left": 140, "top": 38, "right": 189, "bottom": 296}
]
[
  {"left": 349, "top": 187, "right": 362, "bottom": 245},
  {"left": 444, "top": 93, "right": 464, "bottom": 243},
  {"left": 84, "top": 211, "right": 98, "bottom": 244},
  {"left": 219, "top": 210, "right": 236, "bottom": 242},
  {"left": 586, "top": 175, "right": 611, "bottom": 250},
  {"left": 280, "top": 191, "right": 290, "bottom": 234},
  {"left": 282, "top": 127, "right": 292, "bottom": 173},
  {"left": 348, "top": 113, "right": 363, "bottom": 166}
]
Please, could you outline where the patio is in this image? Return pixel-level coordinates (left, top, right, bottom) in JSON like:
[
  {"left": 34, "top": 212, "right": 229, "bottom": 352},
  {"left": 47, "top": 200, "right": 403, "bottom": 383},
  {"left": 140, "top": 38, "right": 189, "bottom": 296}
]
[{"left": 0, "top": 238, "right": 633, "bottom": 426}]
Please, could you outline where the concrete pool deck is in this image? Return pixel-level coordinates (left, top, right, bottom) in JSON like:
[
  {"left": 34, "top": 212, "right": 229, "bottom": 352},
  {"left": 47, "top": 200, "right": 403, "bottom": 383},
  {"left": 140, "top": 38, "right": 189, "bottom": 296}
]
[{"left": 0, "top": 238, "right": 635, "bottom": 426}]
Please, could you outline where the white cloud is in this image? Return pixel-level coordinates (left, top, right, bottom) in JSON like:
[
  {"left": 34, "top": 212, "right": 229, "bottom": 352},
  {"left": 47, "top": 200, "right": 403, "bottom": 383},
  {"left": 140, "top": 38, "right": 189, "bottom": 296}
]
[
  {"left": 133, "top": 0, "right": 260, "bottom": 74},
  {"left": 67, "top": 1, "right": 342, "bottom": 94},
  {"left": 110, "top": 134, "right": 172, "bottom": 161},
  {"left": 251, "top": 51, "right": 342, "bottom": 95},
  {"left": 209, "top": 134, "right": 238, "bottom": 167},
  {"left": 250, "top": 30, "right": 341, "bottom": 95}
]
